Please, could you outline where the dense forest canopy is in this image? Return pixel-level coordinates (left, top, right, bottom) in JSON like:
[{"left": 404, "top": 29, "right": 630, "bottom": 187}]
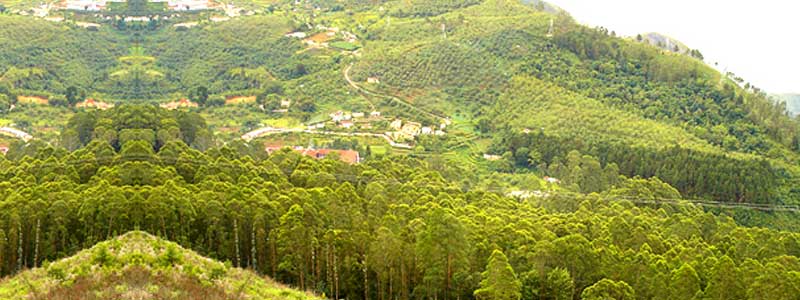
[{"left": 0, "top": 105, "right": 799, "bottom": 300}]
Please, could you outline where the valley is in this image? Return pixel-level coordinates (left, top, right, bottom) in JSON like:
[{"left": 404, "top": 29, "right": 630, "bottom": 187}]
[{"left": 0, "top": 0, "right": 799, "bottom": 299}]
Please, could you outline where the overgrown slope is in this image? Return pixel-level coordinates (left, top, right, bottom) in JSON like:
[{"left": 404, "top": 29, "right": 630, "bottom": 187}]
[{"left": 0, "top": 231, "right": 319, "bottom": 300}]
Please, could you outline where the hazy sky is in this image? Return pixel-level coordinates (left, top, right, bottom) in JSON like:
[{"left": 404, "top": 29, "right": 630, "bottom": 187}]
[{"left": 546, "top": 0, "right": 799, "bottom": 94}]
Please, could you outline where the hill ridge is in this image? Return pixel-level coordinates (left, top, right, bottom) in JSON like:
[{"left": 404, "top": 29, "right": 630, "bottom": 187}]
[{"left": 0, "top": 231, "right": 319, "bottom": 300}]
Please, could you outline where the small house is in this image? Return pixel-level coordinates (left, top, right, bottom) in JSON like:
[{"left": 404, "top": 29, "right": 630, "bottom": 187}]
[
  {"left": 280, "top": 100, "right": 292, "bottom": 108},
  {"left": 483, "top": 154, "right": 502, "bottom": 161},
  {"left": 544, "top": 176, "right": 561, "bottom": 184},
  {"left": 285, "top": 32, "right": 307, "bottom": 39},
  {"left": 76, "top": 98, "right": 114, "bottom": 110},
  {"left": 370, "top": 111, "right": 381, "bottom": 117},
  {"left": 390, "top": 119, "right": 403, "bottom": 130},
  {"left": 160, "top": 98, "right": 198, "bottom": 110},
  {"left": 330, "top": 111, "right": 344, "bottom": 122},
  {"left": 367, "top": 77, "right": 380, "bottom": 84},
  {"left": 352, "top": 112, "right": 365, "bottom": 118}
]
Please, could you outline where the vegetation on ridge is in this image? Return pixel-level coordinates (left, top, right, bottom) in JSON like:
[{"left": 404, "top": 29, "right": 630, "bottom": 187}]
[{"left": 0, "top": 231, "right": 320, "bottom": 300}]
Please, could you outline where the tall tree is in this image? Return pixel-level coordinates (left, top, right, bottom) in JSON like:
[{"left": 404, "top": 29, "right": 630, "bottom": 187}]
[
  {"left": 474, "top": 250, "right": 521, "bottom": 300},
  {"left": 546, "top": 268, "right": 574, "bottom": 300},
  {"left": 669, "top": 264, "right": 702, "bottom": 300}
]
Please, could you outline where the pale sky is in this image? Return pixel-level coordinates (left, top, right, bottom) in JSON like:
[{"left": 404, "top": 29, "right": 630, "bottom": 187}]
[{"left": 546, "top": 0, "right": 799, "bottom": 94}]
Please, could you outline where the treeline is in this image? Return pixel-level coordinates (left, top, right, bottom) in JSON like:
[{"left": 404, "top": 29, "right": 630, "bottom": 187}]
[
  {"left": 548, "top": 23, "right": 800, "bottom": 153},
  {"left": 0, "top": 106, "right": 799, "bottom": 299},
  {"left": 391, "top": 0, "right": 483, "bottom": 17},
  {"left": 490, "top": 129, "right": 784, "bottom": 204},
  {"left": 58, "top": 104, "right": 213, "bottom": 152}
]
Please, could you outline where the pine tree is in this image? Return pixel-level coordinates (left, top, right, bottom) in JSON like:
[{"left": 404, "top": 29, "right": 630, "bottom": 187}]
[{"left": 474, "top": 250, "right": 521, "bottom": 300}]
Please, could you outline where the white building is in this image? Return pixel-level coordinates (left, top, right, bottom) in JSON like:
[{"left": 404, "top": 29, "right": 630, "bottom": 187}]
[
  {"left": 168, "top": 0, "right": 210, "bottom": 11},
  {"left": 285, "top": 32, "right": 307, "bottom": 39},
  {"left": 0, "top": 127, "right": 33, "bottom": 142},
  {"left": 390, "top": 119, "right": 402, "bottom": 130},
  {"left": 65, "top": 0, "right": 108, "bottom": 11}
]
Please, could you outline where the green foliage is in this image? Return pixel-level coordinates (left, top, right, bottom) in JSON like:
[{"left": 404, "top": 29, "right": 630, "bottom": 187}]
[
  {"left": 91, "top": 244, "right": 116, "bottom": 267},
  {"left": 669, "top": 264, "right": 701, "bottom": 300},
  {"left": 581, "top": 279, "right": 635, "bottom": 300},
  {"left": 545, "top": 268, "right": 574, "bottom": 300},
  {"left": 0, "top": 232, "right": 321, "bottom": 299},
  {"left": 474, "top": 250, "right": 521, "bottom": 300},
  {"left": 391, "top": 0, "right": 482, "bottom": 17},
  {"left": 158, "top": 244, "right": 183, "bottom": 267}
]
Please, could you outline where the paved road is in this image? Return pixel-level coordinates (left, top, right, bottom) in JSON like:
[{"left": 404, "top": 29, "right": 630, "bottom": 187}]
[
  {"left": 0, "top": 127, "right": 33, "bottom": 142},
  {"left": 242, "top": 126, "right": 413, "bottom": 149},
  {"left": 344, "top": 63, "right": 449, "bottom": 124}
]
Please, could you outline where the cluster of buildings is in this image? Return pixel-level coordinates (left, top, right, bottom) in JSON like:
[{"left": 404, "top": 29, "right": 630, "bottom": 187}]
[
  {"left": 76, "top": 98, "right": 115, "bottom": 110},
  {"left": 326, "top": 111, "right": 382, "bottom": 130},
  {"left": 163, "top": 0, "right": 215, "bottom": 11},
  {"left": 270, "top": 100, "right": 292, "bottom": 113},
  {"left": 61, "top": 0, "right": 118, "bottom": 11},
  {"left": 286, "top": 25, "right": 359, "bottom": 50},
  {"left": 265, "top": 144, "right": 360, "bottom": 164},
  {"left": 387, "top": 119, "right": 445, "bottom": 141},
  {"left": 160, "top": 98, "right": 198, "bottom": 110}
]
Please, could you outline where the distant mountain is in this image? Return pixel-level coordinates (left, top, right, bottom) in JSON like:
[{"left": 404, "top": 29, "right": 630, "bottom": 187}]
[
  {"left": 640, "top": 32, "right": 690, "bottom": 53},
  {"left": 776, "top": 93, "right": 800, "bottom": 116},
  {"left": 0, "top": 232, "right": 319, "bottom": 300}
]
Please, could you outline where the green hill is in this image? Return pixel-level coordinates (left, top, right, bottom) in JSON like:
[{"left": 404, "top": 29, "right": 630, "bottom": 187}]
[
  {"left": 1, "top": 0, "right": 799, "bottom": 204},
  {"left": 0, "top": 231, "right": 319, "bottom": 300}
]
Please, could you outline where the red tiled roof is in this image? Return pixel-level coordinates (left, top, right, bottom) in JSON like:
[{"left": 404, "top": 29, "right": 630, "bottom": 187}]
[
  {"left": 264, "top": 144, "right": 360, "bottom": 164},
  {"left": 300, "top": 149, "right": 360, "bottom": 164}
]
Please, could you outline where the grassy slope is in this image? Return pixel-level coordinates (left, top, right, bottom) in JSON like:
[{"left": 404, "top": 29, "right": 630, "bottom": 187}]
[
  {"left": 0, "top": 231, "right": 319, "bottom": 300},
  {"left": 495, "top": 75, "right": 720, "bottom": 153},
  {"left": 349, "top": 0, "right": 727, "bottom": 155}
]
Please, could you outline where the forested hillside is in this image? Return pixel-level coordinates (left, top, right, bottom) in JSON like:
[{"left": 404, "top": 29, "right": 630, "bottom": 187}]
[
  {"left": 344, "top": 0, "right": 800, "bottom": 205},
  {"left": 0, "top": 105, "right": 799, "bottom": 299}
]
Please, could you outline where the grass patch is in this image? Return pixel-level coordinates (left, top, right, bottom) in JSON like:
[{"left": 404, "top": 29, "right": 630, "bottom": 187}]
[
  {"left": 330, "top": 41, "right": 360, "bottom": 51},
  {"left": 262, "top": 117, "right": 302, "bottom": 129}
]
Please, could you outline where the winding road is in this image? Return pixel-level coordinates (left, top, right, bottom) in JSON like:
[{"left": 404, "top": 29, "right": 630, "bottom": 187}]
[
  {"left": 242, "top": 126, "right": 412, "bottom": 149},
  {"left": 0, "top": 127, "right": 33, "bottom": 142},
  {"left": 343, "top": 63, "right": 449, "bottom": 124}
]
